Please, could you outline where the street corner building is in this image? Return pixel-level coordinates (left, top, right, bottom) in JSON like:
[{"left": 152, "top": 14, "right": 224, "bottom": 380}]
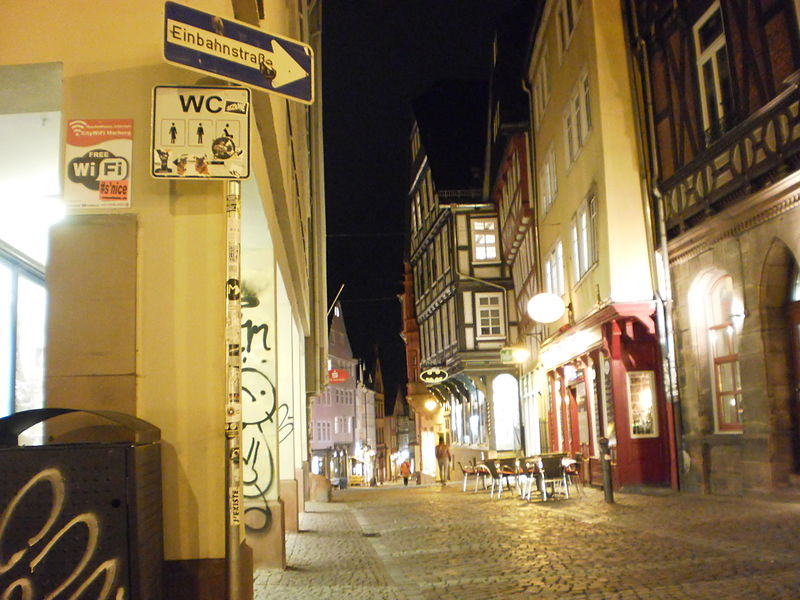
[{"left": 0, "top": 1, "right": 327, "bottom": 599}]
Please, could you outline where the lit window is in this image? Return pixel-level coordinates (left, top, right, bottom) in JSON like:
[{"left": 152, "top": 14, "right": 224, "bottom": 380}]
[
  {"left": 708, "top": 275, "right": 743, "bottom": 432},
  {"left": 475, "top": 292, "right": 505, "bottom": 338},
  {"left": 557, "top": 0, "right": 582, "bottom": 58},
  {"left": 532, "top": 48, "right": 549, "bottom": 130},
  {"left": 539, "top": 145, "right": 557, "bottom": 216},
  {"left": 693, "top": 2, "right": 733, "bottom": 144},
  {"left": 544, "top": 240, "right": 564, "bottom": 297},
  {"left": 627, "top": 371, "right": 658, "bottom": 438},
  {"left": 0, "top": 257, "right": 46, "bottom": 446},
  {"left": 563, "top": 70, "right": 592, "bottom": 165},
  {"left": 570, "top": 194, "right": 597, "bottom": 282},
  {"left": 471, "top": 218, "right": 500, "bottom": 263}
]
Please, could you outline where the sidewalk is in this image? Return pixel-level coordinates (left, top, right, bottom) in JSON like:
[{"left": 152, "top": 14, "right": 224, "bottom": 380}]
[{"left": 254, "top": 482, "right": 800, "bottom": 599}]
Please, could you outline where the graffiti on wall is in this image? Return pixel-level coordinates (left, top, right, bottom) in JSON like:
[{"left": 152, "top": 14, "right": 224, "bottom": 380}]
[
  {"left": 0, "top": 468, "right": 125, "bottom": 599},
  {"left": 241, "top": 314, "right": 294, "bottom": 532}
]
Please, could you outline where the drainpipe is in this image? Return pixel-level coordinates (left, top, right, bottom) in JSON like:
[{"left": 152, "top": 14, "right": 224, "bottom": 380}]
[{"left": 622, "top": 0, "right": 685, "bottom": 488}]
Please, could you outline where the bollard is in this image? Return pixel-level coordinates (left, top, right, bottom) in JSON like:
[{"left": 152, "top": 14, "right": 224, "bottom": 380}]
[{"left": 599, "top": 437, "right": 614, "bottom": 504}]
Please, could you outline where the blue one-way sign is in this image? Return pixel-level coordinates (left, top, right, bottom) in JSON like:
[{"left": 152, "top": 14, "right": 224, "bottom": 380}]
[{"left": 164, "top": 1, "right": 314, "bottom": 104}]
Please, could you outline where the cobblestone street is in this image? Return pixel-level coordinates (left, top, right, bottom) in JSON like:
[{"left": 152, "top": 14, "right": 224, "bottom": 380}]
[{"left": 253, "top": 482, "right": 800, "bottom": 599}]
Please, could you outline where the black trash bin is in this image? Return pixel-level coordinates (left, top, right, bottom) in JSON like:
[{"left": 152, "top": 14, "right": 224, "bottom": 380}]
[{"left": 0, "top": 408, "right": 163, "bottom": 600}]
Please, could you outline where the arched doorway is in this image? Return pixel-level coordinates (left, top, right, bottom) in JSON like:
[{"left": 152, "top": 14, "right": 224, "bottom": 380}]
[{"left": 760, "top": 240, "right": 800, "bottom": 486}]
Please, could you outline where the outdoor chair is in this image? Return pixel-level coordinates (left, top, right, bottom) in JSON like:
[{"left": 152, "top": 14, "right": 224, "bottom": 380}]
[
  {"left": 520, "top": 457, "right": 542, "bottom": 501},
  {"left": 483, "top": 460, "right": 507, "bottom": 499},
  {"left": 497, "top": 458, "right": 522, "bottom": 496},
  {"left": 538, "top": 454, "right": 569, "bottom": 501},
  {"left": 474, "top": 462, "right": 490, "bottom": 492},
  {"left": 458, "top": 460, "right": 481, "bottom": 492},
  {"left": 562, "top": 454, "right": 585, "bottom": 497}
]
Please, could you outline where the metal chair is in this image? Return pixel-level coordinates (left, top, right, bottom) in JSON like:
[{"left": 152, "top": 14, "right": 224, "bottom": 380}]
[
  {"left": 458, "top": 461, "right": 481, "bottom": 492},
  {"left": 497, "top": 458, "right": 522, "bottom": 496},
  {"left": 538, "top": 454, "right": 569, "bottom": 501},
  {"left": 483, "top": 460, "right": 506, "bottom": 499},
  {"left": 562, "top": 454, "right": 585, "bottom": 497},
  {"left": 474, "top": 462, "right": 490, "bottom": 492},
  {"left": 520, "top": 457, "right": 542, "bottom": 501}
]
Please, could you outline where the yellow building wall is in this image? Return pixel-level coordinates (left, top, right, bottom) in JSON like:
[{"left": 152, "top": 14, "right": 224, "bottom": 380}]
[
  {"left": 590, "top": 0, "right": 654, "bottom": 305},
  {"left": 530, "top": 0, "right": 652, "bottom": 326}
]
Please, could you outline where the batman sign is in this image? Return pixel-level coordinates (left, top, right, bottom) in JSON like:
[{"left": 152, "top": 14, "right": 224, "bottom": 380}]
[{"left": 420, "top": 367, "right": 448, "bottom": 384}]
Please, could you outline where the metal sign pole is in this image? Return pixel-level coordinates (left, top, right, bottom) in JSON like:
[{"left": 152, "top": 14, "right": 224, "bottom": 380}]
[{"left": 225, "top": 179, "right": 244, "bottom": 600}]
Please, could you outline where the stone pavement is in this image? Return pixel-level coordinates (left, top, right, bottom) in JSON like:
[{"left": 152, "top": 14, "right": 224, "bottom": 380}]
[{"left": 254, "top": 481, "right": 800, "bottom": 599}]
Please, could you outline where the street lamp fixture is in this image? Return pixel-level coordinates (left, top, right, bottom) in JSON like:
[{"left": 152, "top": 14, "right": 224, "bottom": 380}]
[
  {"left": 511, "top": 346, "right": 531, "bottom": 364},
  {"left": 527, "top": 292, "right": 567, "bottom": 324},
  {"left": 424, "top": 398, "right": 438, "bottom": 412}
]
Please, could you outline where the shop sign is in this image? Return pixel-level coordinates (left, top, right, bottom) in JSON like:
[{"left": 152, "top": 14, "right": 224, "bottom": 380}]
[
  {"left": 328, "top": 369, "right": 349, "bottom": 383},
  {"left": 420, "top": 367, "right": 448, "bottom": 384},
  {"left": 64, "top": 119, "right": 132, "bottom": 208}
]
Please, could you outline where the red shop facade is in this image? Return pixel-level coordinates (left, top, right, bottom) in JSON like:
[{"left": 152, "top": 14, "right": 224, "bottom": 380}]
[{"left": 538, "top": 302, "right": 677, "bottom": 490}]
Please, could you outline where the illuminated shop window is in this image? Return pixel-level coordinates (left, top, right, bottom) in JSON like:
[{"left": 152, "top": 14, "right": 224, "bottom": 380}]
[{"left": 627, "top": 371, "right": 658, "bottom": 438}]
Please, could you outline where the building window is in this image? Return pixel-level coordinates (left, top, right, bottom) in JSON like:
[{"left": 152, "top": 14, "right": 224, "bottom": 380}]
[
  {"left": 708, "top": 275, "right": 743, "bottom": 432},
  {"left": 539, "top": 145, "right": 557, "bottom": 216},
  {"left": 570, "top": 194, "right": 597, "bottom": 282},
  {"left": 557, "top": 0, "right": 582, "bottom": 58},
  {"left": 627, "top": 371, "right": 658, "bottom": 438},
  {"left": 563, "top": 70, "right": 592, "bottom": 165},
  {"left": 532, "top": 48, "right": 549, "bottom": 130},
  {"left": 544, "top": 240, "right": 564, "bottom": 297},
  {"left": 470, "top": 218, "right": 499, "bottom": 263},
  {"left": 475, "top": 292, "right": 505, "bottom": 338},
  {"left": 0, "top": 255, "right": 46, "bottom": 446},
  {"left": 693, "top": 1, "right": 733, "bottom": 145}
]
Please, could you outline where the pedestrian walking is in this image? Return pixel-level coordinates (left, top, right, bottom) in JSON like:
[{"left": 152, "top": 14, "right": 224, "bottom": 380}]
[
  {"left": 400, "top": 459, "right": 411, "bottom": 486},
  {"left": 435, "top": 436, "right": 450, "bottom": 484}
]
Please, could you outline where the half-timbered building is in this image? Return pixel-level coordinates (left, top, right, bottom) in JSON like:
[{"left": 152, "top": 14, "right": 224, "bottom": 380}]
[{"left": 406, "top": 81, "right": 521, "bottom": 474}]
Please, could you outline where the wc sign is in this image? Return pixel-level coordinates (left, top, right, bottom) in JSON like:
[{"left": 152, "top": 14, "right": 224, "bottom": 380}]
[
  {"left": 64, "top": 119, "right": 133, "bottom": 208},
  {"left": 151, "top": 85, "right": 250, "bottom": 179}
]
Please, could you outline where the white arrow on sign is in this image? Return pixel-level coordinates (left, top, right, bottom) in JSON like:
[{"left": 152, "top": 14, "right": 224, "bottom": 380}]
[{"left": 166, "top": 19, "right": 307, "bottom": 88}]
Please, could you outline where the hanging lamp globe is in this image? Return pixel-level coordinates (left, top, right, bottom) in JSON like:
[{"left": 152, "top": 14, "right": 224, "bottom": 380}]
[{"left": 527, "top": 292, "right": 566, "bottom": 324}]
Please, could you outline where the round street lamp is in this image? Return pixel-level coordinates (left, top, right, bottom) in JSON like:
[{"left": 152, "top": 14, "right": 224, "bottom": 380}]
[{"left": 527, "top": 292, "right": 567, "bottom": 324}]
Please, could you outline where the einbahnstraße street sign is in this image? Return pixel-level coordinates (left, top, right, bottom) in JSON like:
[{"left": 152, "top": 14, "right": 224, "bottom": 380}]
[{"left": 163, "top": 1, "right": 314, "bottom": 105}]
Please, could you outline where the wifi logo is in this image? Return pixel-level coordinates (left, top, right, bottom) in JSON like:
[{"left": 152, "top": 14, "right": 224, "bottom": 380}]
[{"left": 69, "top": 120, "right": 88, "bottom": 135}]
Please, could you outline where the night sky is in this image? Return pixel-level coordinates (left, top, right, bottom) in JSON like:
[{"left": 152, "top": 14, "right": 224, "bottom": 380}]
[{"left": 322, "top": 1, "right": 521, "bottom": 407}]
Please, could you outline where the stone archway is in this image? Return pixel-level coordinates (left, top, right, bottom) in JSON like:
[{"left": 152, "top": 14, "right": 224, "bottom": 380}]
[{"left": 759, "top": 239, "right": 799, "bottom": 487}]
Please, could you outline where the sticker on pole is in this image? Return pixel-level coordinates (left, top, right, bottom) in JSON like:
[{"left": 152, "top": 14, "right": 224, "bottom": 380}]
[
  {"left": 65, "top": 119, "right": 133, "bottom": 208},
  {"left": 151, "top": 85, "right": 250, "bottom": 179}
]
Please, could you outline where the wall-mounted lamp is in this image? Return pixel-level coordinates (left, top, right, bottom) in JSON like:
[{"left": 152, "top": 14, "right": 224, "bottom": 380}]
[
  {"left": 511, "top": 346, "right": 531, "bottom": 364},
  {"left": 424, "top": 398, "right": 439, "bottom": 412},
  {"left": 527, "top": 292, "right": 569, "bottom": 324}
]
